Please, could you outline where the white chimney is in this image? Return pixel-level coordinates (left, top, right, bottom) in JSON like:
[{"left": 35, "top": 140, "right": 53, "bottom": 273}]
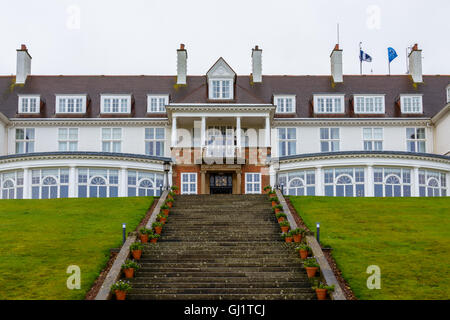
[
  {"left": 177, "top": 43, "right": 187, "bottom": 85},
  {"left": 251, "top": 45, "right": 262, "bottom": 83},
  {"left": 408, "top": 43, "right": 423, "bottom": 83},
  {"left": 16, "top": 44, "right": 32, "bottom": 84},
  {"left": 330, "top": 44, "right": 343, "bottom": 83}
]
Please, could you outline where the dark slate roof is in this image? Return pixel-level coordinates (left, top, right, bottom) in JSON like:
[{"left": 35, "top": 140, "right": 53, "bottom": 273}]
[{"left": 0, "top": 74, "right": 449, "bottom": 119}]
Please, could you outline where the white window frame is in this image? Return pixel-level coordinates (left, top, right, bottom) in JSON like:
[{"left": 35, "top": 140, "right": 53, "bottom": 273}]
[
  {"left": 145, "top": 127, "right": 165, "bottom": 157},
  {"left": 58, "top": 128, "right": 78, "bottom": 151},
  {"left": 274, "top": 95, "right": 296, "bottom": 113},
  {"left": 55, "top": 95, "right": 86, "bottom": 114},
  {"left": 320, "top": 128, "right": 340, "bottom": 152},
  {"left": 278, "top": 127, "right": 297, "bottom": 157},
  {"left": 419, "top": 169, "right": 447, "bottom": 197},
  {"left": 400, "top": 95, "right": 423, "bottom": 114},
  {"left": 362, "top": 128, "right": 383, "bottom": 151},
  {"left": 147, "top": 95, "right": 169, "bottom": 113},
  {"left": 102, "top": 128, "right": 122, "bottom": 153},
  {"left": 314, "top": 95, "right": 345, "bottom": 114},
  {"left": 18, "top": 95, "right": 40, "bottom": 114},
  {"left": 446, "top": 85, "right": 450, "bottom": 103},
  {"left": 77, "top": 168, "right": 119, "bottom": 198},
  {"left": 181, "top": 173, "right": 197, "bottom": 195},
  {"left": 209, "top": 79, "right": 233, "bottom": 100},
  {"left": 15, "top": 128, "right": 35, "bottom": 154},
  {"left": 374, "top": 168, "right": 411, "bottom": 197},
  {"left": 406, "top": 128, "right": 426, "bottom": 153},
  {"left": 127, "top": 170, "right": 164, "bottom": 197},
  {"left": 31, "top": 168, "right": 70, "bottom": 199},
  {"left": 100, "top": 94, "right": 131, "bottom": 114},
  {"left": 354, "top": 95, "right": 385, "bottom": 114},
  {"left": 1, "top": 171, "right": 24, "bottom": 199},
  {"left": 324, "top": 168, "right": 365, "bottom": 197},
  {"left": 245, "top": 173, "right": 261, "bottom": 194}
]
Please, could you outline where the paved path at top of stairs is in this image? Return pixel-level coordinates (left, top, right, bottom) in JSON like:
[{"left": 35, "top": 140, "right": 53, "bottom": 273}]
[{"left": 128, "top": 194, "right": 315, "bottom": 300}]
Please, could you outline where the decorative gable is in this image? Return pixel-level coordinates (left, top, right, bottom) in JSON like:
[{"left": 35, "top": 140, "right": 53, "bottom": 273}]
[
  {"left": 206, "top": 58, "right": 236, "bottom": 100},
  {"left": 206, "top": 57, "right": 236, "bottom": 80}
]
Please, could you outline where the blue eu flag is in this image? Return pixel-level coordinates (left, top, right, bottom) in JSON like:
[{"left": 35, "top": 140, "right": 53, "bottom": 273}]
[{"left": 388, "top": 47, "right": 398, "bottom": 63}]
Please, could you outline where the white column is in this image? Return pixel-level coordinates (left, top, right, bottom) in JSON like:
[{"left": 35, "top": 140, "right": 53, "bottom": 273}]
[
  {"left": 236, "top": 116, "right": 241, "bottom": 148},
  {"left": 119, "top": 167, "right": 127, "bottom": 197},
  {"left": 69, "top": 166, "right": 76, "bottom": 198},
  {"left": 171, "top": 116, "right": 177, "bottom": 147},
  {"left": 315, "top": 166, "right": 323, "bottom": 196},
  {"left": 269, "top": 164, "right": 276, "bottom": 187},
  {"left": 23, "top": 168, "right": 30, "bottom": 199},
  {"left": 446, "top": 173, "right": 450, "bottom": 196},
  {"left": 168, "top": 167, "right": 173, "bottom": 188},
  {"left": 367, "top": 165, "right": 374, "bottom": 197},
  {"left": 265, "top": 116, "right": 271, "bottom": 147},
  {"left": 413, "top": 166, "right": 420, "bottom": 197},
  {"left": 201, "top": 116, "right": 206, "bottom": 147}
]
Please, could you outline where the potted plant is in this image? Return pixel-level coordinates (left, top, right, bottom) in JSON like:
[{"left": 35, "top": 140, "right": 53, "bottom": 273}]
[
  {"left": 295, "top": 244, "right": 311, "bottom": 259},
  {"left": 273, "top": 204, "right": 283, "bottom": 214},
  {"left": 139, "top": 227, "right": 151, "bottom": 243},
  {"left": 157, "top": 213, "right": 168, "bottom": 224},
  {"left": 130, "top": 242, "right": 144, "bottom": 260},
  {"left": 312, "top": 282, "right": 335, "bottom": 300},
  {"left": 170, "top": 185, "right": 179, "bottom": 195},
  {"left": 121, "top": 260, "right": 140, "bottom": 279},
  {"left": 152, "top": 221, "right": 163, "bottom": 235},
  {"left": 281, "top": 232, "right": 293, "bottom": 243},
  {"left": 111, "top": 280, "right": 131, "bottom": 300},
  {"left": 303, "top": 258, "right": 320, "bottom": 278},
  {"left": 149, "top": 232, "right": 161, "bottom": 243},
  {"left": 279, "top": 220, "right": 290, "bottom": 233},
  {"left": 291, "top": 228, "right": 305, "bottom": 243},
  {"left": 275, "top": 212, "right": 287, "bottom": 223},
  {"left": 166, "top": 197, "right": 174, "bottom": 208},
  {"left": 168, "top": 191, "right": 176, "bottom": 200},
  {"left": 269, "top": 197, "right": 279, "bottom": 207},
  {"left": 160, "top": 204, "right": 170, "bottom": 216},
  {"left": 263, "top": 185, "right": 272, "bottom": 194}
]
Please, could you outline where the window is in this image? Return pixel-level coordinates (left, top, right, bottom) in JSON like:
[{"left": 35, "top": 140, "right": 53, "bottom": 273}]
[
  {"left": 314, "top": 95, "right": 344, "bottom": 114},
  {"left": 245, "top": 173, "right": 261, "bottom": 194},
  {"left": 210, "top": 80, "right": 232, "bottom": 99},
  {"left": 278, "top": 170, "right": 315, "bottom": 196},
  {"left": 102, "top": 128, "right": 122, "bottom": 152},
  {"left": 1, "top": 171, "right": 23, "bottom": 199},
  {"left": 406, "top": 128, "right": 426, "bottom": 152},
  {"left": 181, "top": 173, "right": 197, "bottom": 194},
  {"left": 147, "top": 95, "right": 168, "bottom": 113},
  {"left": 58, "top": 128, "right": 78, "bottom": 151},
  {"left": 324, "top": 168, "right": 365, "bottom": 197},
  {"left": 77, "top": 168, "right": 119, "bottom": 198},
  {"left": 363, "top": 128, "right": 383, "bottom": 151},
  {"left": 101, "top": 95, "right": 131, "bottom": 113},
  {"left": 354, "top": 95, "right": 385, "bottom": 113},
  {"left": 206, "top": 126, "right": 235, "bottom": 157},
  {"left": 419, "top": 170, "right": 447, "bottom": 197},
  {"left": 56, "top": 95, "right": 86, "bottom": 113},
  {"left": 374, "top": 168, "right": 411, "bottom": 197},
  {"left": 18, "top": 95, "right": 40, "bottom": 114},
  {"left": 145, "top": 128, "right": 165, "bottom": 156},
  {"left": 31, "top": 168, "right": 69, "bottom": 199},
  {"left": 400, "top": 95, "right": 423, "bottom": 113},
  {"left": 320, "top": 128, "right": 340, "bottom": 152},
  {"left": 278, "top": 128, "right": 296, "bottom": 156},
  {"left": 15, "top": 128, "right": 35, "bottom": 154},
  {"left": 128, "top": 171, "right": 164, "bottom": 197},
  {"left": 447, "top": 86, "right": 450, "bottom": 103},
  {"left": 274, "top": 95, "right": 295, "bottom": 113}
]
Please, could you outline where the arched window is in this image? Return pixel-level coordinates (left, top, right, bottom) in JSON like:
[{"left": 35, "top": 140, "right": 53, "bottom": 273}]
[
  {"left": 42, "top": 176, "right": 58, "bottom": 199},
  {"left": 288, "top": 178, "right": 305, "bottom": 196},
  {"left": 89, "top": 176, "right": 107, "bottom": 198},
  {"left": 138, "top": 179, "right": 154, "bottom": 196},
  {"left": 336, "top": 175, "right": 354, "bottom": 197},
  {"left": 374, "top": 168, "right": 411, "bottom": 197},
  {"left": 2, "top": 180, "right": 15, "bottom": 199},
  {"left": 324, "top": 168, "right": 365, "bottom": 197},
  {"left": 385, "top": 175, "right": 401, "bottom": 197},
  {"left": 419, "top": 170, "right": 447, "bottom": 197},
  {"left": 427, "top": 178, "right": 440, "bottom": 197}
]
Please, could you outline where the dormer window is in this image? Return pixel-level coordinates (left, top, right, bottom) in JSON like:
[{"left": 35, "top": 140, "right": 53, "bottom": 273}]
[
  {"left": 274, "top": 95, "right": 295, "bottom": 113},
  {"left": 206, "top": 58, "right": 236, "bottom": 100},
  {"left": 400, "top": 95, "right": 423, "bottom": 114},
  {"left": 147, "top": 95, "right": 168, "bottom": 113},
  {"left": 56, "top": 95, "right": 86, "bottom": 114},
  {"left": 354, "top": 95, "right": 385, "bottom": 114},
  {"left": 18, "top": 95, "right": 40, "bottom": 114},
  {"left": 211, "top": 79, "right": 232, "bottom": 99},
  {"left": 314, "top": 94, "right": 345, "bottom": 114},
  {"left": 101, "top": 94, "right": 131, "bottom": 114}
]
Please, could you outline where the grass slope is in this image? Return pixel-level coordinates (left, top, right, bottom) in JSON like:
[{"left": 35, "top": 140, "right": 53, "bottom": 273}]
[
  {"left": 0, "top": 197, "right": 153, "bottom": 300},
  {"left": 289, "top": 196, "right": 450, "bottom": 300}
]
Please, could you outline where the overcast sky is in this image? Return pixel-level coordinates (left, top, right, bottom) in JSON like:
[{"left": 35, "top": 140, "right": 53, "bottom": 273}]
[{"left": 1, "top": 0, "right": 449, "bottom": 76}]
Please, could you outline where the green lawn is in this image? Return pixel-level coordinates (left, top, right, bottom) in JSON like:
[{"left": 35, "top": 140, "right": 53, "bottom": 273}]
[
  {"left": 289, "top": 196, "right": 450, "bottom": 300},
  {"left": 0, "top": 197, "right": 153, "bottom": 300}
]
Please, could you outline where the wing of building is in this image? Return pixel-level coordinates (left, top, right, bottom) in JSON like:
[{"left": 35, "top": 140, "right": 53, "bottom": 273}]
[{"left": 0, "top": 44, "right": 449, "bottom": 199}]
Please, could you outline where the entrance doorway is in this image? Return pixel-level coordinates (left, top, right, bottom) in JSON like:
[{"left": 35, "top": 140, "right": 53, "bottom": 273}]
[{"left": 210, "top": 173, "right": 233, "bottom": 194}]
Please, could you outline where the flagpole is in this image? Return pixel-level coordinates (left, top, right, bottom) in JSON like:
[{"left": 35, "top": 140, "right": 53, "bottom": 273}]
[{"left": 359, "top": 42, "right": 362, "bottom": 75}]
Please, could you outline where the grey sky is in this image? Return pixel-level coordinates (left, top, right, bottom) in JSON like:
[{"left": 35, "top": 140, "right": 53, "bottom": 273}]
[{"left": 1, "top": 0, "right": 449, "bottom": 76}]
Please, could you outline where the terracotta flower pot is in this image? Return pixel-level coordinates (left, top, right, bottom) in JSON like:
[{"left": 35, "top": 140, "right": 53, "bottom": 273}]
[
  {"left": 275, "top": 208, "right": 280, "bottom": 214},
  {"left": 281, "top": 226, "right": 289, "bottom": 233},
  {"left": 154, "top": 226, "right": 162, "bottom": 234},
  {"left": 139, "top": 234, "right": 148, "bottom": 243},
  {"left": 163, "top": 209, "right": 169, "bottom": 215},
  {"left": 316, "top": 288, "right": 327, "bottom": 300},
  {"left": 131, "top": 249, "right": 142, "bottom": 260},
  {"left": 277, "top": 217, "right": 285, "bottom": 223},
  {"left": 150, "top": 238, "right": 157, "bottom": 243},
  {"left": 285, "top": 237, "right": 293, "bottom": 243},
  {"left": 271, "top": 201, "right": 277, "bottom": 207},
  {"left": 159, "top": 217, "right": 167, "bottom": 224},
  {"left": 115, "top": 290, "right": 127, "bottom": 300},
  {"left": 167, "top": 202, "right": 173, "bottom": 208},
  {"left": 269, "top": 193, "right": 276, "bottom": 198},
  {"left": 299, "top": 249, "right": 309, "bottom": 259},
  {"left": 293, "top": 234, "right": 302, "bottom": 243},
  {"left": 305, "top": 266, "right": 318, "bottom": 278},
  {"left": 123, "top": 268, "right": 134, "bottom": 279}
]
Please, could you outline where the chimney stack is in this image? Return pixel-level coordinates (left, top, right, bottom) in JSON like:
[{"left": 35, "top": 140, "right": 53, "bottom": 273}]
[
  {"left": 16, "top": 44, "right": 32, "bottom": 84},
  {"left": 330, "top": 44, "right": 343, "bottom": 83},
  {"left": 177, "top": 43, "right": 187, "bottom": 85},
  {"left": 251, "top": 45, "right": 262, "bottom": 83},
  {"left": 408, "top": 43, "right": 423, "bottom": 83}
]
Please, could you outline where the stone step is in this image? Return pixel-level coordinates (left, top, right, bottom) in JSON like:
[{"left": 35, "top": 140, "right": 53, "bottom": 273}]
[
  {"left": 137, "top": 266, "right": 306, "bottom": 273},
  {"left": 128, "top": 281, "right": 312, "bottom": 289},
  {"left": 133, "top": 271, "right": 308, "bottom": 278},
  {"left": 127, "top": 293, "right": 315, "bottom": 300},
  {"left": 127, "top": 275, "right": 310, "bottom": 283},
  {"left": 128, "top": 287, "right": 314, "bottom": 295}
]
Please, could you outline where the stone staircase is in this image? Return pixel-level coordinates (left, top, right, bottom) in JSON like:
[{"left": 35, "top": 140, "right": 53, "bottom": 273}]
[{"left": 127, "top": 194, "right": 315, "bottom": 300}]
